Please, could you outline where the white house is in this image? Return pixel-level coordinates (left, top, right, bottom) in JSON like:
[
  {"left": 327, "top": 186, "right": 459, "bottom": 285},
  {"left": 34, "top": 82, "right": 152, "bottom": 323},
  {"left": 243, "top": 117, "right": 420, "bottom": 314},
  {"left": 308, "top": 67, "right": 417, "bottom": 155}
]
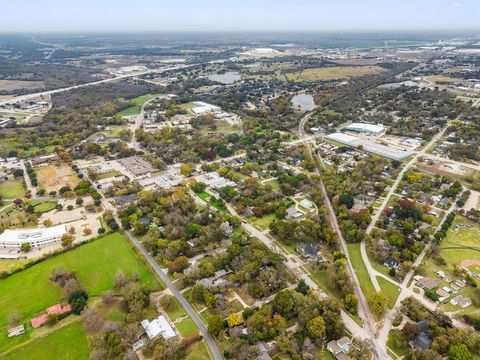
[
  {"left": 0, "top": 225, "right": 67, "bottom": 249},
  {"left": 141, "top": 315, "right": 177, "bottom": 340}
]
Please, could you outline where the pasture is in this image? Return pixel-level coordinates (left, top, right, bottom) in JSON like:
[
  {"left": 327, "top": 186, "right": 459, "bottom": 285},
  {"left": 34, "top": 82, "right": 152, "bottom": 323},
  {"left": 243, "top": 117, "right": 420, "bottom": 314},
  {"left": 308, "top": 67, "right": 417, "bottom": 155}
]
[
  {"left": 0, "top": 232, "right": 161, "bottom": 332},
  {"left": 284, "top": 66, "right": 384, "bottom": 82},
  {"left": 0, "top": 321, "right": 88, "bottom": 360}
]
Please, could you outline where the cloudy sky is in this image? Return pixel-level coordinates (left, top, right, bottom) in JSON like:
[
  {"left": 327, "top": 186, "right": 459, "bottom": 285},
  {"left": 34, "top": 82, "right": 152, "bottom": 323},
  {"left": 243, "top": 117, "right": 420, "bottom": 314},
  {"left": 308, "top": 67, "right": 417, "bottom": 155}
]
[{"left": 0, "top": 0, "right": 478, "bottom": 33}]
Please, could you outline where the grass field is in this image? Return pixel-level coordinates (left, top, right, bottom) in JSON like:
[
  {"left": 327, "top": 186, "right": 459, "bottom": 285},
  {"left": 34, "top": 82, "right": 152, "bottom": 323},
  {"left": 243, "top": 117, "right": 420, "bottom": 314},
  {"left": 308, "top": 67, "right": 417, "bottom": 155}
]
[
  {"left": 252, "top": 213, "right": 276, "bottom": 231},
  {"left": 30, "top": 200, "right": 57, "bottom": 213},
  {"left": 0, "top": 321, "right": 89, "bottom": 360},
  {"left": 377, "top": 277, "right": 401, "bottom": 308},
  {"left": 387, "top": 329, "right": 409, "bottom": 358},
  {"left": 36, "top": 164, "right": 80, "bottom": 192},
  {"left": 176, "top": 318, "right": 199, "bottom": 337},
  {"left": 347, "top": 243, "right": 377, "bottom": 300},
  {"left": 0, "top": 232, "right": 161, "bottom": 331},
  {"left": 284, "top": 66, "right": 384, "bottom": 82},
  {"left": 116, "top": 93, "right": 162, "bottom": 117},
  {"left": 439, "top": 216, "right": 480, "bottom": 266},
  {"left": 186, "top": 340, "right": 213, "bottom": 360},
  {"left": 0, "top": 180, "right": 26, "bottom": 199}
]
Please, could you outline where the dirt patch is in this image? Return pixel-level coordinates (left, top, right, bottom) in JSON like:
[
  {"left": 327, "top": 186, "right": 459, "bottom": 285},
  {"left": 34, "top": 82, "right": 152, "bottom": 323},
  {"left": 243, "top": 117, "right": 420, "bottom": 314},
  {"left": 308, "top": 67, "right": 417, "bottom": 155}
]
[
  {"left": 36, "top": 164, "right": 80, "bottom": 192},
  {"left": 460, "top": 259, "right": 480, "bottom": 268}
]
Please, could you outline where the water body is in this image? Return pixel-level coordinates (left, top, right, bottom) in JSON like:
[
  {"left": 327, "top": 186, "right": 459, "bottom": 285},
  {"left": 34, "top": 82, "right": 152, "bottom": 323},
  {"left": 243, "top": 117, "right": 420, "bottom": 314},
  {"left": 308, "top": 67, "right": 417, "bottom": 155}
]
[
  {"left": 207, "top": 71, "right": 241, "bottom": 84},
  {"left": 291, "top": 94, "right": 316, "bottom": 111}
]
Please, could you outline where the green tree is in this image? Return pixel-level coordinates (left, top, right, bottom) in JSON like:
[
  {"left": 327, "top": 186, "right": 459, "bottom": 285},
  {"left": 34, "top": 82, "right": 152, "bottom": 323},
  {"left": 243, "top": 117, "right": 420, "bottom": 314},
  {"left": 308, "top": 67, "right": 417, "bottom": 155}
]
[
  {"left": 295, "top": 279, "right": 310, "bottom": 295},
  {"left": 20, "top": 243, "right": 31, "bottom": 252},
  {"left": 344, "top": 293, "right": 358, "bottom": 315},
  {"left": 208, "top": 315, "right": 224, "bottom": 336},
  {"left": 307, "top": 316, "right": 326, "bottom": 343},
  {"left": 448, "top": 344, "right": 473, "bottom": 360},
  {"left": 368, "top": 293, "right": 388, "bottom": 316}
]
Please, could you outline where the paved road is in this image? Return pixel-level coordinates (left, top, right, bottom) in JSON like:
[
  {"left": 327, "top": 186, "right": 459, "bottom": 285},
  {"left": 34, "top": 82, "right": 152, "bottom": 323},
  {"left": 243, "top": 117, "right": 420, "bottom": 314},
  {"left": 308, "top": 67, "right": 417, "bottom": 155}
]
[
  {"left": 297, "top": 113, "right": 390, "bottom": 359},
  {"left": 123, "top": 230, "right": 223, "bottom": 360},
  {"left": 0, "top": 65, "right": 189, "bottom": 107},
  {"left": 96, "top": 191, "right": 222, "bottom": 359},
  {"left": 360, "top": 124, "right": 451, "bottom": 293}
]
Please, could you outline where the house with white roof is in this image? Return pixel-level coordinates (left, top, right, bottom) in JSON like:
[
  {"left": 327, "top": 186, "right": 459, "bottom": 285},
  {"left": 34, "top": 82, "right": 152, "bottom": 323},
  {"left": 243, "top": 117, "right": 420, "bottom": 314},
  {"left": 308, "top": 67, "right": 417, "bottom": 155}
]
[{"left": 141, "top": 315, "right": 177, "bottom": 340}]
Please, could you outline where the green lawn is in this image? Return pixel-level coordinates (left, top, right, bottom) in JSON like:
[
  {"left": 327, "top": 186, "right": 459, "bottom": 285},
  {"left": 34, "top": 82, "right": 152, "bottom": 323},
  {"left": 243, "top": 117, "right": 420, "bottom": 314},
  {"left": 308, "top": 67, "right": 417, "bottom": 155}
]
[
  {"left": 0, "top": 321, "right": 88, "bottom": 360},
  {"left": 377, "top": 277, "right": 401, "bottom": 308},
  {"left": 116, "top": 93, "right": 162, "bottom": 117},
  {"left": 439, "top": 216, "right": 480, "bottom": 266},
  {"left": 176, "top": 318, "right": 199, "bottom": 337},
  {"left": 186, "top": 340, "right": 213, "bottom": 360},
  {"left": 160, "top": 296, "right": 188, "bottom": 321},
  {"left": 31, "top": 200, "right": 57, "bottom": 213},
  {"left": 347, "top": 243, "right": 377, "bottom": 300},
  {"left": 0, "top": 180, "right": 26, "bottom": 199},
  {"left": 0, "top": 233, "right": 161, "bottom": 331},
  {"left": 252, "top": 213, "right": 277, "bottom": 231},
  {"left": 264, "top": 179, "right": 281, "bottom": 192}
]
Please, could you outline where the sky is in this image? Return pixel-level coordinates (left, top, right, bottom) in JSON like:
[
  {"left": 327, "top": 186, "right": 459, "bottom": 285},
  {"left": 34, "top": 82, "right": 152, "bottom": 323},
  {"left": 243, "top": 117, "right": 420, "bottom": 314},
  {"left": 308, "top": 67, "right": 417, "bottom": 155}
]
[{"left": 0, "top": 0, "right": 478, "bottom": 33}]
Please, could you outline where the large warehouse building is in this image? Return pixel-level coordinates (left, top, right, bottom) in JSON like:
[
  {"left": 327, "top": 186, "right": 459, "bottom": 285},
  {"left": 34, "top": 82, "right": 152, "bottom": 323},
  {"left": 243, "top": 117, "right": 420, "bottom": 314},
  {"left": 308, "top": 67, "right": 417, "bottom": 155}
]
[
  {"left": 344, "top": 123, "right": 385, "bottom": 136},
  {"left": 326, "top": 132, "right": 412, "bottom": 161},
  {"left": 0, "top": 225, "right": 67, "bottom": 249}
]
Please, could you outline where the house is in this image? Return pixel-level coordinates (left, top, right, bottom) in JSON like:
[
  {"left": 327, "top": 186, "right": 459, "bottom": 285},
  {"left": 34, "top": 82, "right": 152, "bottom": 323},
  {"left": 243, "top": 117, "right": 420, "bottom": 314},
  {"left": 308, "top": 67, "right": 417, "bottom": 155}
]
[
  {"left": 31, "top": 303, "right": 72, "bottom": 328},
  {"left": 436, "top": 288, "right": 450, "bottom": 302},
  {"left": 197, "top": 278, "right": 214, "bottom": 289},
  {"left": 416, "top": 277, "right": 438, "bottom": 291},
  {"left": 285, "top": 206, "right": 302, "bottom": 220},
  {"left": 455, "top": 279, "right": 466, "bottom": 288},
  {"left": 384, "top": 257, "right": 400, "bottom": 269},
  {"left": 141, "top": 315, "right": 177, "bottom": 340},
  {"left": 7, "top": 324, "right": 25, "bottom": 337},
  {"left": 450, "top": 295, "right": 472, "bottom": 308},
  {"left": 298, "top": 199, "right": 314, "bottom": 209},
  {"left": 438, "top": 197, "right": 449, "bottom": 207},
  {"left": 219, "top": 222, "right": 233, "bottom": 237},
  {"left": 214, "top": 269, "right": 231, "bottom": 279},
  {"left": 409, "top": 321, "right": 432, "bottom": 350},
  {"left": 327, "top": 337, "right": 351, "bottom": 360},
  {"left": 0, "top": 172, "right": 7, "bottom": 182},
  {"left": 297, "top": 243, "right": 323, "bottom": 263}
]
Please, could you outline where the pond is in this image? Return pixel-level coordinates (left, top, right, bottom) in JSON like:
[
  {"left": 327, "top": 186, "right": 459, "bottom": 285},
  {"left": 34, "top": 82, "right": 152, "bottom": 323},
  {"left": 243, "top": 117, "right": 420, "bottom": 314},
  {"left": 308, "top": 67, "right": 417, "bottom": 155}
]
[
  {"left": 207, "top": 71, "right": 241, "bottom": 84},
  {"left": 291, "top": 94, "right": 316, "bottom": 111}
]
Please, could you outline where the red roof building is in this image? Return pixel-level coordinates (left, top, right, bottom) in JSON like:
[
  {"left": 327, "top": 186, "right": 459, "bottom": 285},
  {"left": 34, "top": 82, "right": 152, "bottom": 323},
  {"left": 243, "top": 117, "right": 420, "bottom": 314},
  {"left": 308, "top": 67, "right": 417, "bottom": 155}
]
[
  {"left": 30, "top": 304, "right": 72, "bottom": 329},
  {"left": 31, "top": 314, "right": 48, "bottom": 328}
]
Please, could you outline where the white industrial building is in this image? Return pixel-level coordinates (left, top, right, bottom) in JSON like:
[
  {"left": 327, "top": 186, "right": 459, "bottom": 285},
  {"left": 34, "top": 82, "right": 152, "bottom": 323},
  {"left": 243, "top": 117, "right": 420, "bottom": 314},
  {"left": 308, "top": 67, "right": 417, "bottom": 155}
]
[
  {"left": 326, "top": 132, "right": 412, "bottom": 161},
  {"left": 0, "top": 225, "right": 67, "bottom": 249},
  {"left": 191, "top": 101, "right": 220, "bottom": 116},
  {"left": 344, "top": 122, "right": 385, "bottom": 136},
  {"left": 141, "top": 315, "right": 177, "bottom": 340}
]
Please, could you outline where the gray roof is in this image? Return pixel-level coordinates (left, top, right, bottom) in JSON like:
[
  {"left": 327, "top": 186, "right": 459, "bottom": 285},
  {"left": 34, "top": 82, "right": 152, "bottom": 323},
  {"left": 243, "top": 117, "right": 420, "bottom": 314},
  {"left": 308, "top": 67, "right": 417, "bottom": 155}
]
[{"left": 411, "top": 332, "right": 432, "bottom": 350}]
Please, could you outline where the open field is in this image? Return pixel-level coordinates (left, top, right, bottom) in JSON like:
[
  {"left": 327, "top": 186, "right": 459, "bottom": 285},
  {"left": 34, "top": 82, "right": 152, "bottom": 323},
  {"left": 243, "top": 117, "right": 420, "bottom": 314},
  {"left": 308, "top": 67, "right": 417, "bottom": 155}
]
[
  {"left": 176, "top": 318, "right": 199, "bottom": 337},
  {"left": 0, "top": 321, "right": 88, "bottom": 360},
  {"left": 0, "top": 232, "right": 161, "bottom": 332},
  {"left": 426, "top": 75, "right": 456, "bottom": 84},
  {"left": 284, "top": 66, "right": 384, "bottom": 82},
  {"left": 31, "top": 200, "right": 57, "bottom": 213},
  {"left": 0, "top": 80, "right": 44, "bottom": 93},
  {"left": 252, "top": 213, "right": 276, "bottom": 231},
  {"left": 116, "top": 93, "right": 162, "bottom": 117},
  {"left": 0, "top": 180, "right": 26, "bottom": 199},
  {"left": 186, "top": 340, "right": 213, "bottom": 360},
  {"left": 36, "top": 164, "right": 80, "bottom": 192},
  {"left": 347, "top": 243, "right": 377, "bottom": 300},
  {"left": 377, "top": 277, "right": 401, "bottom": 308},
  {"left": 439, "top": 216, "right": 480, "bottom": 266}
]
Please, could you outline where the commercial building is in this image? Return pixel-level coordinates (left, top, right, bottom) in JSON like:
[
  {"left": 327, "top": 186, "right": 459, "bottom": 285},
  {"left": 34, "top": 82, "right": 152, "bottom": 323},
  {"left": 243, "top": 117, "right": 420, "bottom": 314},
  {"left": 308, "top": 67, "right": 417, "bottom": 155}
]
[
  {"left": 326, "top": 132, "right": 412, "bottom": 161},
  {"left": 0, "top": 225, "right": 67, "bottom": 249},
  {"left": 118, "top": 156, "right": 155, "bottom": 179},
  {"left": 344, "top": 122, "right": 385, "bottom": 136},
  {"left": 191, "top": 101, "right": 220, "bottom": 116},
  {"left": 141, "top": 315, "right": 177, "bottom": 340}
]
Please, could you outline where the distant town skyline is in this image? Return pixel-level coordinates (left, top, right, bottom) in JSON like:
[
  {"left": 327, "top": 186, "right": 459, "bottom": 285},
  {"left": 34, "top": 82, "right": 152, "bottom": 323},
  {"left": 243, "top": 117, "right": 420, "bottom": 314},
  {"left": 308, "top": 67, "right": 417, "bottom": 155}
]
[{"left": 0, "top": 0, "right": 478, "bottom": 33}]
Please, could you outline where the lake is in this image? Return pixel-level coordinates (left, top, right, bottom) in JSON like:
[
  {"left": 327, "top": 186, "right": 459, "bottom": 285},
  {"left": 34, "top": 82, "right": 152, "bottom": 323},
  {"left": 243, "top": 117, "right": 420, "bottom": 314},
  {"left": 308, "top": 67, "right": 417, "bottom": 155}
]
[
  {"left": 291, "top": 94, "right": 316, "bottom": 111},
  {"left": 207, "top": 71, "right": 241, "bottom": 84}
]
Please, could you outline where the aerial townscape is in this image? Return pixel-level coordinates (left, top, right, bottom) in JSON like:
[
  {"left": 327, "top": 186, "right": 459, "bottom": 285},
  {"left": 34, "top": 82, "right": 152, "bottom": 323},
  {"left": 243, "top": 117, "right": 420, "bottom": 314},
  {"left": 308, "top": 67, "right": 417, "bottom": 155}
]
[{"left": 0, "top": 1, "right": 479, "bottom": 360}]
